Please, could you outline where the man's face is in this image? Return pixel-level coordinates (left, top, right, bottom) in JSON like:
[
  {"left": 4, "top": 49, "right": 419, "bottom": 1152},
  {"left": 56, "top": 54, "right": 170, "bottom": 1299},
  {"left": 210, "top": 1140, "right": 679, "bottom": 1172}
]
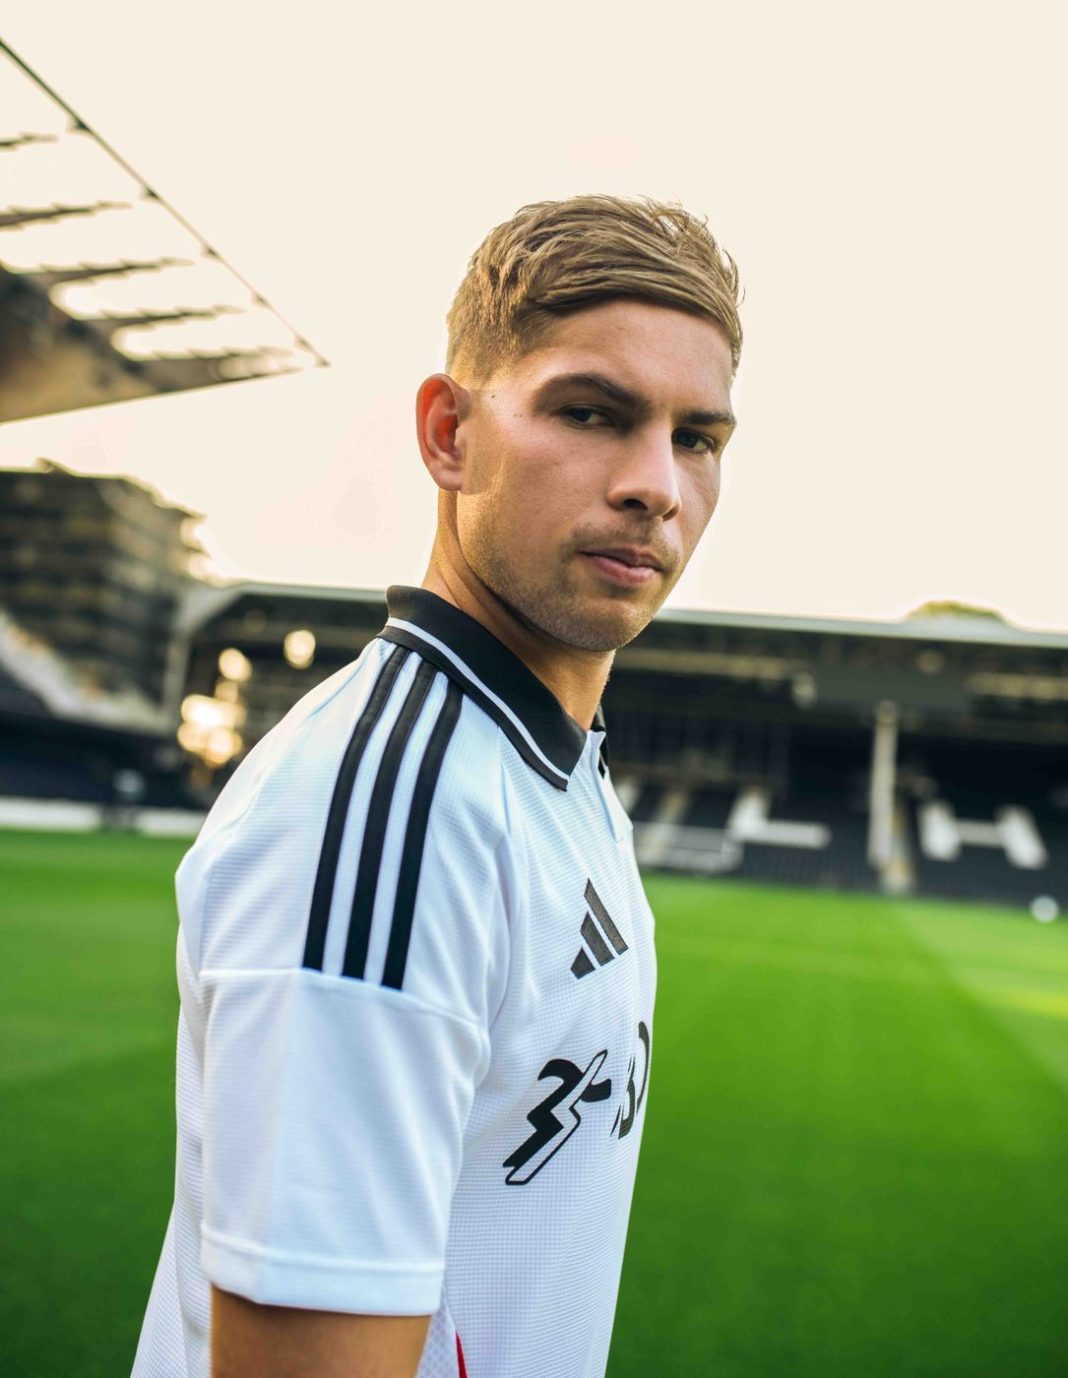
[{"left": 453, "top": 298, "right": 736, "bottom": 652}]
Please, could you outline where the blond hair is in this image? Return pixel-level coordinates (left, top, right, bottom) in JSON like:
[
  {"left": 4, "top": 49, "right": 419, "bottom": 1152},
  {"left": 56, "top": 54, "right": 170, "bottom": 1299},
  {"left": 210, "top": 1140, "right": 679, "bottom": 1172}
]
[{"left": 446, "top": 194, "right": 742, "bottom": 382}]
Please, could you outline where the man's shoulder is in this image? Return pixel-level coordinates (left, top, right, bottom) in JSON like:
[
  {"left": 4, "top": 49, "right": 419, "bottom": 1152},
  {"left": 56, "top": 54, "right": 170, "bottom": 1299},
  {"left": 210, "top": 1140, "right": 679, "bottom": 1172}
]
[
  {"left": 201, "top": 641, "right": 515, "bottom": 838},
  {"left": 177, "top": 640, "right": 518, "bottom": 977},
  {"left": 190, "top": 649, "right": 375, "bottom": 842}
]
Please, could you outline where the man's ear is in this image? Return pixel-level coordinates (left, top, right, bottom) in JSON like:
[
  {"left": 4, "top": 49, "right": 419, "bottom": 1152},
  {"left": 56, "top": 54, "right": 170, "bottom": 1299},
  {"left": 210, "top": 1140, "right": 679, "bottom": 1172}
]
[{"left": 416, "top": 373, "right": 470, "bottom": 493}]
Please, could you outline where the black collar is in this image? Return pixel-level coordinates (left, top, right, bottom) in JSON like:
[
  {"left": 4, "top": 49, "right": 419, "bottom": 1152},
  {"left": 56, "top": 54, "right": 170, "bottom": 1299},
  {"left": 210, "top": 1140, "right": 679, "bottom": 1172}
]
[{"left": 381, "top": 586, "right": 601, "bottom": 790}]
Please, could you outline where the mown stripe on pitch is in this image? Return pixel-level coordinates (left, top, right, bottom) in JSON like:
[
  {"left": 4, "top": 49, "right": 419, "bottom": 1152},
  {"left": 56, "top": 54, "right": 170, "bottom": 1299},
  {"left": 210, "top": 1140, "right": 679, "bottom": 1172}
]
[
  {"left": 303, "top": 645, "right": 410, "bottom": 971},
  {"left": 382, "top": 678, "right": 463, "bottom": 991},
  {"left": 342, "top": 659, "right": 438, "bottom": 979}
]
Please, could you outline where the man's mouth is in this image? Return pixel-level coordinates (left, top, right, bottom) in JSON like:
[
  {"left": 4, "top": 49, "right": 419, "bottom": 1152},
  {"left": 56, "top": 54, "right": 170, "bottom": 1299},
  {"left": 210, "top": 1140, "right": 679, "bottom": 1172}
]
[{"left": 580, "top": 547, "right": 665, "bottom": 587}]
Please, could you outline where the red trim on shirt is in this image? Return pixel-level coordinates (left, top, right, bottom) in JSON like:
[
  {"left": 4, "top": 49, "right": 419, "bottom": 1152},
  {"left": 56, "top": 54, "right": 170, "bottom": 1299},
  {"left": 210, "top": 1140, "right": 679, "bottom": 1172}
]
[{"left": 456, "top": 1333, "right": 469, "bottom": 1378}]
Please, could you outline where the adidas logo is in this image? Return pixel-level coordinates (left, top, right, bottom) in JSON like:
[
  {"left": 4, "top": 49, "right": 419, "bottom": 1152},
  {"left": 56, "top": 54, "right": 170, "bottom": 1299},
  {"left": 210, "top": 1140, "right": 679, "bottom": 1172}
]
[{"left": 571, "top": 880, "right": 629, "bottom": 979}]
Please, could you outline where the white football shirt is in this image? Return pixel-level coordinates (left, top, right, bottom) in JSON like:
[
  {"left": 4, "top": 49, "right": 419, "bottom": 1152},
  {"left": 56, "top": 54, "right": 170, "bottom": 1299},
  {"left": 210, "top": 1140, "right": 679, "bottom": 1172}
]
[{"left": 132, "top": 586, "right": 656, "bottom": 1378}]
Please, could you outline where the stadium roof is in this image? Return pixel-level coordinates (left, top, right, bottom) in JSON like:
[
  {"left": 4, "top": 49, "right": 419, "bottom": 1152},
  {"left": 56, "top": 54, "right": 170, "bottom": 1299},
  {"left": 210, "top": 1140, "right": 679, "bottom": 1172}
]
[
  {"left": 191, "top": 579, "right": 1068, "bottom": 654},
  {"left": 0, "top": 40, "right": 326, "bottom": 421},
  {"left": 653, "top": 605, "right": 1068, "bottom": 653}
]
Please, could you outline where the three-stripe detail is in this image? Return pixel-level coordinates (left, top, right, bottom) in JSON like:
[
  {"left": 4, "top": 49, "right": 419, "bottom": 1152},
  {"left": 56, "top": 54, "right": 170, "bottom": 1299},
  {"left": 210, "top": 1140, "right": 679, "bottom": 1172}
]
[
  {"left": 381, "top": 621, "right": 573, "bottom": 790},
  {"left": 570, "top": 880, "right": 629, "bottom": 979},
  {"left": 303, "top": 646, "right": 462, "bottom": 989}
]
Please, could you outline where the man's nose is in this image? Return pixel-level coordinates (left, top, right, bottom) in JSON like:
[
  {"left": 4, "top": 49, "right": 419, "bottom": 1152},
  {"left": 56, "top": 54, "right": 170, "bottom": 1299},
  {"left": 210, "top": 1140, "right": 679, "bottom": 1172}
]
[{"left": 606, "top": 432, "right": 681, "bottom": 519}]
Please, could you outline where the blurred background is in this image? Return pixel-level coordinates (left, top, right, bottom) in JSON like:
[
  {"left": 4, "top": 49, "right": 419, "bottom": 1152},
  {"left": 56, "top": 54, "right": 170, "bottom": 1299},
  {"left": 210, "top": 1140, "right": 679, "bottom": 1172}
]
[{"left": 1, "top": 5, "right": 1067, "bottom": 1375}]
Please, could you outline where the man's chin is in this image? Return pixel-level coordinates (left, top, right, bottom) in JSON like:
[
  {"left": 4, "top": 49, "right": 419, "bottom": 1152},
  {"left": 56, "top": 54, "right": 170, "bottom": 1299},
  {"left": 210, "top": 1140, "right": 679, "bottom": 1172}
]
[
  {"left": 477, "top": 565, "right": 662, "bottom": 654},
  {"left": 542, "top": 599, "right": 657, "bottom": 654}
]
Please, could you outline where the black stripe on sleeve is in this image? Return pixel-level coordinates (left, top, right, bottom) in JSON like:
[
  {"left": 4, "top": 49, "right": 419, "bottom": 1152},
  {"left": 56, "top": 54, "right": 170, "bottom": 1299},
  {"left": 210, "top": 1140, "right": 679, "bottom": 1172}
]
[
  {"left": 381, "top": 678, "right": 463, "bottom": 991},
  {"left": 342, "top": 659, "right": 438, "bottom": 980},
  {"left": 585, "top": 879, "right": 629, "bottom": 955},
  {"left": 380, "top": 626, "right": 569, "bottom": 791},
  {"left": 303, "top": 645, "right": 410, "bottom": 971}
]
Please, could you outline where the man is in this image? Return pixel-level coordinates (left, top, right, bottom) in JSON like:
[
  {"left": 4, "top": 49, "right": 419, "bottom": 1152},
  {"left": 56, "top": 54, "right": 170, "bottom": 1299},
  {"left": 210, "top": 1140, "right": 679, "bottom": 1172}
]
[{"left": 133, "top": 194, "right": 742, "bottom": 1378}]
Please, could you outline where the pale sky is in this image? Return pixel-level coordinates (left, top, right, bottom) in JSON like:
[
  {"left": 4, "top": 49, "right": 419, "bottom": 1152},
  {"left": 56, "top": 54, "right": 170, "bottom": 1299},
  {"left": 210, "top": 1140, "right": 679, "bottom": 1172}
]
[{"left": 2, "top": 1, "right": 1065, "bottom": 629}]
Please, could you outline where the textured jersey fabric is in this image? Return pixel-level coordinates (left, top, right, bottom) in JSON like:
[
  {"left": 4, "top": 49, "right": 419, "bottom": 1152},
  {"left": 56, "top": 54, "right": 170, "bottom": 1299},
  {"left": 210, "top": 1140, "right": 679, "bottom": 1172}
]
[{"left": 132, "top": 587, "right": 656, "bottom": 1378}]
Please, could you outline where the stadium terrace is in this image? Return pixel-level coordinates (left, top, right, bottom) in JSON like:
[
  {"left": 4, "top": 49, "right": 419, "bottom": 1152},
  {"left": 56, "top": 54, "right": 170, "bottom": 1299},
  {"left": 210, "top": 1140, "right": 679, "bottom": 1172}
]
[{"left": 1, "top": 464, "right": 1066, "bottom": 915}]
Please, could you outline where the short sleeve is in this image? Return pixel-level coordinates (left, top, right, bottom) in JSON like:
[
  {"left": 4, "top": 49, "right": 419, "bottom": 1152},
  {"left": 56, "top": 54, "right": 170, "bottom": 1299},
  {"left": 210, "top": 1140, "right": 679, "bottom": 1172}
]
[
  {"left": 180, "top": 656, "right": 513, "bottom": 1314},
  {"left": 198, "top": 968, "right": 486, "bottom": 1313}
]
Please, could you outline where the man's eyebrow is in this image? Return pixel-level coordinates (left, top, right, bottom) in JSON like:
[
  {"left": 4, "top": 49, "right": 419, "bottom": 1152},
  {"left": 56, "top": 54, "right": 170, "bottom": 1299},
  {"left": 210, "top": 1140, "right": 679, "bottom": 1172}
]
[{"left": 536, "top": 371, "right": 736, "bottom": 429}]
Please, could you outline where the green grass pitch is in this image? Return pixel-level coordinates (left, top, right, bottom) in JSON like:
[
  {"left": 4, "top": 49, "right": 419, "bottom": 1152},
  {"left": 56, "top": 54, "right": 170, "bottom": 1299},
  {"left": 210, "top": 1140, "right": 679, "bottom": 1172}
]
[{"left": 3, "top": 829, "right": 1067, "bottom": 1377}]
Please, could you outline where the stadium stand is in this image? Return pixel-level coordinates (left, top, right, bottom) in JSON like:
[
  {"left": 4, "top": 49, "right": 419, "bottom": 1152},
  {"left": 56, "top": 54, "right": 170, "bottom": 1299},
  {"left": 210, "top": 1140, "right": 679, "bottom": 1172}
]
[
  {"left": 903, "top": 740, "right": 1068, "bottom": 908},
  {"left": 0, "top": 467, "right": 210, "bottom": 827},
  {"left": 0, "top": 463, "right": 206, "bottom": 713},
  {"left": 0, "top": 660, "right": 47, "bottom": 718},
  {"left": 1, "top": 467, "right": 1066, "bottom": 908},
  {"left": 172, "top": 578, "right": 1067, "bottom": 909}
]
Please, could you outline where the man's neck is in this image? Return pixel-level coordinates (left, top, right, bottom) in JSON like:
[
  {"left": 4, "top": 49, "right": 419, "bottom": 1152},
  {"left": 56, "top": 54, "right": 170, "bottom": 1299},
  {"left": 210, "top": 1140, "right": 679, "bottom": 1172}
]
[{"left": 421, "top": 564, "right": 612, "bottom": 732}]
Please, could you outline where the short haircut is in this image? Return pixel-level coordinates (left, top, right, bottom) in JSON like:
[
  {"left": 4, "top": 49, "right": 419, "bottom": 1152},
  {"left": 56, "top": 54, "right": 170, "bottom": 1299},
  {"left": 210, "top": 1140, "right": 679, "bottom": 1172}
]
[{"left": 446, "top": 194, "right": 743, "bottom": 383}]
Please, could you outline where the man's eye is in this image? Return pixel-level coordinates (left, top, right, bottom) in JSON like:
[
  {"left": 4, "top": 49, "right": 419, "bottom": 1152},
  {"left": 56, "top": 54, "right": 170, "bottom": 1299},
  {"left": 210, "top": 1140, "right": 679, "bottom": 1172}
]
[
  {"left": 563, "top": 406, "right": 611, "bottom": 427},
  {"left": 674, "top": 429, "right": 719, "bottom": 455}
]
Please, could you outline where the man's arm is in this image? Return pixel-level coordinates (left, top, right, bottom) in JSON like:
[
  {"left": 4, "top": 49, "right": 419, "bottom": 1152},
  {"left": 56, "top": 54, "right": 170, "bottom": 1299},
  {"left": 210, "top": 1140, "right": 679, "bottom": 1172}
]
[
  {"left": 184, "top": 659, "right": 506, "bottom": 1360},
  {"left": 211, "top": 1286, "right": 430, "bottom": 1378}
]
